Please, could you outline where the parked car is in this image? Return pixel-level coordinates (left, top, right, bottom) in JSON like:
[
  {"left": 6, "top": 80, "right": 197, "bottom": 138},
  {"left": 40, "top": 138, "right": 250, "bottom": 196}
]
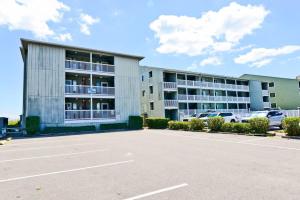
[
  {"left": 183, "top": 113, "right": 210, "bottom": 121},
  {"left": 0, "top": 128, "right": 7, "bottom": 139},
  {"left": 202, "top": 112, "right": 240, "bottom": 123},
  {"left": 241, "top": 110, "right": 285, "bottom": 128}
]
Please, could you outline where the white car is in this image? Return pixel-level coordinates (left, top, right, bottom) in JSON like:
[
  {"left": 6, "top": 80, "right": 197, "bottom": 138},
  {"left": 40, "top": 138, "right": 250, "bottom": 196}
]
[
  {"left": 241, "top": 110, "right": 285, "bottom": 128},
  {"left": 202, "top": 112, "right": 240, "bottom": 123},
  {"left": 183, "top": 113, "right": 210, "bottom": 121}
]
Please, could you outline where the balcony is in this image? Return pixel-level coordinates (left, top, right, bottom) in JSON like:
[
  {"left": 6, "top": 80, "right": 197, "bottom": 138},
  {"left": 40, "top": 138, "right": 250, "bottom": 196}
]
[
  {"left": 92, "top": 63, "right": 115, "bottom": 75},
  {"left": 93, "top": 110, "right": 116, "bottom": 119},
  {"left": 263, "top": 102, "right": 271, "bottom": 108},
  {"left": 65, "top": 60, "right": 90, "bottom": 71},
  {"left": 164, "top": 100, "right": 178, "bottom": 108},
  {"left": 262, "top": 90, "right": 269, "bottom": 96},
  {"left": 178, "top": 95, "right": 250, "bottom": 103},
  {"left": 163, "top": 82, "right": 177, "bottom": 91},
  {"left": 65, "top": 60, "right": 115, "bottom": 75},
  {"left": 65, "top": 110, "right": 116, "bottom": 120},
  {"left": 176, "top": 80, "right": 249, "bottom": 91},
  {"left": 179, "top": 109, "right": 250, "bottom": 117},
  {"left": 65, "top": 85, "right": 115, "bottom": 97}
]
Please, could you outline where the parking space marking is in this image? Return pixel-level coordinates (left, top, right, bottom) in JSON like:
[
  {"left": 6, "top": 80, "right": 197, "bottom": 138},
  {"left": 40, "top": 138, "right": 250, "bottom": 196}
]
[
  {"left": 123, "top": 183, "right": 188, "bottom": 200},
  {"left": 162, "top": 133, "right": 300, "bottom": 151},
  {"left": 0, "top": 149, "right": 108, "bottom": 163},
  {"left": 238, "top": 137, "right": 268, "bottom": 143},
  {"left": 0, "top": 143, "right": 97, "bottom": 153},
  {"left": 0, "top": 160, "right": 134, "bottom": 183}
]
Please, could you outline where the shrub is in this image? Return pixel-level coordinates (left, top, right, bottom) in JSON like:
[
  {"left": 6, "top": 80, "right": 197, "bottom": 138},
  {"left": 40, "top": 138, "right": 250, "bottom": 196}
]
[
  {"left": 189, "top": 119, "right": 205, "bottom": 131},
  {"left": 232, "top": 123, "right": 251, "bottom": 134},
  {"left": 25, "top": 116, "right": 40, "bottom": 135},
  {"left": 8, "top": 119, "right": 20, "bottom": 128},
  {"left": 43, "top": 126, "right": 96, "bottom": 134},
  {"left": 128, "top": 116, "right": 143, "bottom": 130},
  {"left": 168, "top": 121, "right": 189, "bottom": 130},
  {"left": 249, "top": 117, "right": 269, "bottom": 134},
  {"left": 146, "top": 118, "right": 169, "bottom": 129},
  {"left": 101, "top": 123, "right": 127, "bottom": 130},
  {"left": 221, "top": 123, "right": 234, "bottom": 132},
  {"left": 283, "top": 117, "right": 300, "bottom": 136},
  {"left": 208, "top": 117, "right": 224, "bottom": 132}
]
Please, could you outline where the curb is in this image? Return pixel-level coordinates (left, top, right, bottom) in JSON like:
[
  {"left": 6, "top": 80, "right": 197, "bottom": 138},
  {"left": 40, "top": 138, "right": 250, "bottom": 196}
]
[{"left": 282, "top": 136, "right": 300, "bottom": 140}]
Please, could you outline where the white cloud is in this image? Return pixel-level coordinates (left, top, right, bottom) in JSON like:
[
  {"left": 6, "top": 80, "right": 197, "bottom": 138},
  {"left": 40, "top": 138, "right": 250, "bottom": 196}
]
[
  {"left": 54, "top": 33, "right": 72, "bottom": 41},
  {"left": 200, "top": 56, "right": 222, "bottom": 66},
  {"left": 79, "top": 13, "right": 100, "bottom": 35},
  {"left": 0, "top": 0, "right": 69, "bottom": 38},
  {"left": 234, "top": 45, "right": 300, "bottom": 67},
  {"left": 149, "top": 2, "right": 269, "bottom": 56}
]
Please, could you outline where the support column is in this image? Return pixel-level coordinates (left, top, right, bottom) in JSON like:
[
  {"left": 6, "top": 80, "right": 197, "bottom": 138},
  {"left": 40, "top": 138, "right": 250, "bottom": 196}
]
[{"left": 90, "top": 53, "right": 93, "bottom": 120}]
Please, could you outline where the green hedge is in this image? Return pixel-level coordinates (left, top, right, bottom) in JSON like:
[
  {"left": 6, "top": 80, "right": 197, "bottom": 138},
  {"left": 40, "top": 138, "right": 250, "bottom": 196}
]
[
  {"left": 283, "top": 117, "right": 300, "bottom": 136},
  {"left": 189, "top": 119, "right": 205, "bottom": 131},
  {"left": 208, "top": 117, "right": 224, "bottom": 132},
  {"left": 249, "top": 117, "right": 269, "bottom": 134},
  {"left": 43, "top": 126, "right": 96, "bottom": 134},
  {"left": 128, "top": 116, "right": 143, "bottom": 130},
  {"left": 26, "top": 116, "right": 40, "bottom": 135},
  {"left": 233, "top": 123, "right": 251, "bottom": 134},
  {"left": 168, "top": 121, "right": 190, "bottom": 131},
  {"left": 100, "top": 123, "right": 127, "bottom": 130},
  {"left": 221, "top": 123, "right": 234, "bottom": 132},
  {"left": 146, "top": 117, "right": 169, "bottom": 129}
]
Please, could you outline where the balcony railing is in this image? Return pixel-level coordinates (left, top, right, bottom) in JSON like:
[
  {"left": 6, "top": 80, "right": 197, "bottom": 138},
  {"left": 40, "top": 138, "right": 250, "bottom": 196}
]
[
  {"left": 263, "top": 102, "right": 270, "bottom": 108},
  {"left": 163, "top": 82, "right": 177, "bottom": 90},
  {"left": 65, "top": 60, "right": 90, "bottom": 71},
  {"left": 177, "top": 95, "right": 250, "bottom": 102},
  {"left": 164, "top": 100, "right": 178, "bottom": 108},
  {"left": 176, "top": 80, "right": 249, "bottom": 91},
  {"left": 93, "top": 110, "right": 116, "bottom": 119},
  {"left": 262, "top": 90, "right": 269, "bottom": 96},
  {"left": 65, "top": 85, "right": 115, "bottom": 96},
  {"left": 92, "top": 63, "right": 115, "bottom": 74},
  {"left": 179, "top": 109, "right": 250, "bottom": 117}
]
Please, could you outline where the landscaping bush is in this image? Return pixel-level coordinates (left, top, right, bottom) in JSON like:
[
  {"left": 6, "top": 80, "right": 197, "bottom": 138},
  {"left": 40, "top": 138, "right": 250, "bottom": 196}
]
[
  {"left": 249, "top": 117, "right": 269, "bottom": 134},
  {"left": 100, "top": 123, "right": 127, "bottom": 130},
  {"left": 8, "top": 119, "right": 20, "bottom": 128},
  {"left": 207, "top": 117, "right": 224, "bottom": 132},
  {"left": 189, "top": 119, "right": 205, "bottom": 131},
  {"left": 25, "top": 116, "right": 40, "bottom": 135},
  {"left": 232, "top": 123, "right": 251, "bottom": 134},
  {"left": 283, "top": 117, "right": 300, "bottom": 136},
  {"left": 221, "top": 123, "right": 234, "bottom": 132},
  {"left": 128, "top": 116, "right": 143, "bottom": 130},
  {"left": 146, "top": 118, "right": 169, "bottom": 129},
  {"left": 43, "top": 126, "right": 96, "bottom": 134},
  {"left": 168, "top": 121, "right": 189, "bottom": 130}
]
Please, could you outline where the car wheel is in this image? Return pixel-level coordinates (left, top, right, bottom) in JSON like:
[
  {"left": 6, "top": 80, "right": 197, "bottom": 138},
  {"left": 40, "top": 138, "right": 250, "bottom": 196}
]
[{"left": 230, "top": 119, "right": 236, "bottom": 123}]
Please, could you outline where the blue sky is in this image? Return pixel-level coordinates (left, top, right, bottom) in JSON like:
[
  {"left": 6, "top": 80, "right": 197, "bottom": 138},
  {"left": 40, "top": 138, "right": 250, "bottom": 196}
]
[{"left": 0, "top": 0, "right": 300, "bottom": 119}]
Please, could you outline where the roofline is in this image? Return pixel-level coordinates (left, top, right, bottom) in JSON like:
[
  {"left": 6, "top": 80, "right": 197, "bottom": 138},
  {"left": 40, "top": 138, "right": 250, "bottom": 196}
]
[
  {"left": 20, "top": 38, "right": 144, "bottom": 61},
  {"left": 240, "top": 74, "right": 297, "bottom": 80},
  {"left": 142, "top": 65, "right": 249, "bottom": 81}
]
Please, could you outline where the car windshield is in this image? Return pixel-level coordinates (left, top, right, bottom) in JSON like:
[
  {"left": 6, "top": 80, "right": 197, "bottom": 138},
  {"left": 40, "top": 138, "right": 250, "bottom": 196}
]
[
  {"left": 250, "top": 112, "right": 267, "bottom": 117},
  {"left": 191, "top": 114, "right": 197, "bottom": 117},
  {"left": 208, "top": 113, "right": 218, "bottom": 117},
  {"left": 199, "top": 113, "right": 208, "bottom": 118}
]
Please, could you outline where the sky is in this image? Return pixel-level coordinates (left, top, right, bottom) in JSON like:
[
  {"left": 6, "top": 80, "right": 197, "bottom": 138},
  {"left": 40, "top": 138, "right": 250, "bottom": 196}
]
[{"left": 0, "top": 0, "right": 300, "bottom": 119}]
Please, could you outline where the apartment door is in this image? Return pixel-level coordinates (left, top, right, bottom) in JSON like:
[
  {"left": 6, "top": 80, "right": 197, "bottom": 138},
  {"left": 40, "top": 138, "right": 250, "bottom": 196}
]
[{"left": 101, "top": 103, "right": 109, "bottom": 110}]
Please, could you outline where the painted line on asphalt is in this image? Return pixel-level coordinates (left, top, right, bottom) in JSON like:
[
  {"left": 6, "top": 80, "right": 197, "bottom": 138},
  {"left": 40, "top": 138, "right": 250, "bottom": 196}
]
[
  {"left": 0, "top": 149, "right": 108, "bottom": 163},
  {"left": 123, "top": 183, "right": 188, "bottom": 200},
  {"left": 0, "top": 160, "right": 134, "bottom": 183},
  {"left": 238, "top": 137, "right": 268, "bottom": 143},
  {"left": 0, "top": 143, "right": 97, "bottom": 153},
  {"left": 162, "top": 133, "right": 300, "bottom": 151}
]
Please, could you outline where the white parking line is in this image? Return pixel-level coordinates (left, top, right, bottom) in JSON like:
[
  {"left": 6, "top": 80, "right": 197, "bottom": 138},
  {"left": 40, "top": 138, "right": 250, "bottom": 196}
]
[
  {"left": 162, "top": 133, "right": 300, "bottom": 151},
  {"left": 0, "top": 160, "right": 134, "bottom": 183},
  {"left": 123, "top": 183, "right": 188, "bottom": 200},
  {"left": 238, "top": 137, "right": 267, "bottom": 143},
  {"left": 0, "top": 143, "right": 97, "bottom": 153},
  {"left": 0, "top": 149, "right": 108, "bottom": 163}
]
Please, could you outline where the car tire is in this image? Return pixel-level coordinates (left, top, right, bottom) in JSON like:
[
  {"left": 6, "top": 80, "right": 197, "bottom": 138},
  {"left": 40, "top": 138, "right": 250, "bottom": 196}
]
[{"left": 230, "top": 119, "right": 236, "bottom": 123}]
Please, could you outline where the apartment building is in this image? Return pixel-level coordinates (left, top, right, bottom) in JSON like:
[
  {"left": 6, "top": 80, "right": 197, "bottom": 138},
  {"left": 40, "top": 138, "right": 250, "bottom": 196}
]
[
  {"left": 140, "top": 66, "right": 260, "bottom": 120},
  {"left": 240, "top": 74, "right": 300, "bottom": 110},
  {"left": 21, "top": 39, "right": 143, "bottom": 128}
]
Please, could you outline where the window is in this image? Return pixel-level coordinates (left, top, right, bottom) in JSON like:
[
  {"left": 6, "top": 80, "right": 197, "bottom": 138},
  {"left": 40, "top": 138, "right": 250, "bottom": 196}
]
[
  {"left": 142, "top": 75, "right": 144, "bottom": 82},
  {"left": 270, "top": 93, "right": 276, "bottom": 97},
  {"left": 219, "top": 113, "right": 232, "bottom": 117},
  {"left": 150, "top": 102, "right": 154, "bottom": 110},
  {"left": 271, "top": 103, "right": 277, "bottom": 108},
  {"left": 149, "top": 86, "right": 153, "bottom": 94},
  {"left": 149, "top": 71, "right": 153, "bottom": 78},
  {"left": 269, "top": 82, "right": 275, "bottom": 87},
  {"left": 142, "top": 90, "right": 145, "bottom": 96}
]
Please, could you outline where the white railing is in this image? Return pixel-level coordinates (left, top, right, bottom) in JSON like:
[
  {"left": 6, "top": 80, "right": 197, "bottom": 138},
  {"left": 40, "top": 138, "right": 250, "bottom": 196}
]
[
  {"left": 65, "top": 60, "right": 90, "bottom": 71},
  {"left": 163, "top": 82, "right": 177, "bottom": 90},
  {"left": 93, "top": 110, "right": 116, "bottom": 119},
  {"left": 178, "top": 94, "right": 188, "bottom": 100},
  {"left": 176, "top": 80, "right": 249, "bottom": 91},
  {"left": 164, "top": 100, "right": 178, "bottom": 108},
  {"left": 65, "top": 110, "right": 91, "bottom": 120},
  {"left": 177, "top": 79, "right": 187, "bottom": 86},
  {"left": 262, "top": 90, "right": 269, "bottom": 96},
  {"left": 92, "top": 63, "right": 115, "bottom": 74},
  {"left": 282, "top": 110, "right": 300, "bottom": 117},
  {"left": 93, "top": 86, "right": 115, "bottom": 96},
  {"left": 263, "top": 102, "right": 271, "bottom": 108},
  {"left": 65, "top": 85, "right": 90, "bottom": 94},
  {"left": 177, "top": 95, "right": 250, "bottom": 102}
]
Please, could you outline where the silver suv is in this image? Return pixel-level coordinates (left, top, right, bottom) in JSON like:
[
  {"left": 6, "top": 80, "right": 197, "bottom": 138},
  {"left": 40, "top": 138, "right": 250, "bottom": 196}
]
[{"left": 241, "top": 110, "right": 285, "bottom": 128}]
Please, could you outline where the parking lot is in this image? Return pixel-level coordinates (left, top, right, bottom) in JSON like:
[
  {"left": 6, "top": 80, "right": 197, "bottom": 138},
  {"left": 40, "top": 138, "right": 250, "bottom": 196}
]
[{"left": 0, "top": 129, "right": 300, "bottom": 200}]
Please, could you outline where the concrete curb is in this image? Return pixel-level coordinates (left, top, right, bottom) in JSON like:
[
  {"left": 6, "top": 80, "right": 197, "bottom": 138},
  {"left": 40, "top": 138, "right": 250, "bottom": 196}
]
[{"left": 282, "top": 135, "right": 300, "bottom": 140}]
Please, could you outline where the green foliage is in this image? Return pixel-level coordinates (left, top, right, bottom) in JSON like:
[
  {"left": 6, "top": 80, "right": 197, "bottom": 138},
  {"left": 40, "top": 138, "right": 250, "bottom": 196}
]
[
  {"left": 249, "top": 117, "right": 269, "bottom": 134},
  {"left": 221, "top": 123, "right": 234, "bottom": 132},
  {"left": 168, "top": 121, "right": 190, "bottom": 130},
  {"left": 189, "top": 119, "right": 205, "bottom": 131},
  {"left": 25, "top": 116, "right": 40, "bottom": 135},
  {"left": 232, "top": 123, "right": 251, "bottom": 134},
  {"left": 128, "top": 116, "right": 143, "bottom": 130},
  {"left": 283, "top": 117, "right": 300, "bottom": 136},
  {"left": 146, "top": 118, "right": 169, "bottom": 129},
  {"left": 100, "top": 123, "right": 127, "bottom": 130},
  {"left": 8, "top": 119, "right": 20, "bottom": 127},
  {"left": 43, "top": 126, "right": 96, "bottom": 134},
  {"left": 207, "top": 117, "right": 225, "bottom": 132}
]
